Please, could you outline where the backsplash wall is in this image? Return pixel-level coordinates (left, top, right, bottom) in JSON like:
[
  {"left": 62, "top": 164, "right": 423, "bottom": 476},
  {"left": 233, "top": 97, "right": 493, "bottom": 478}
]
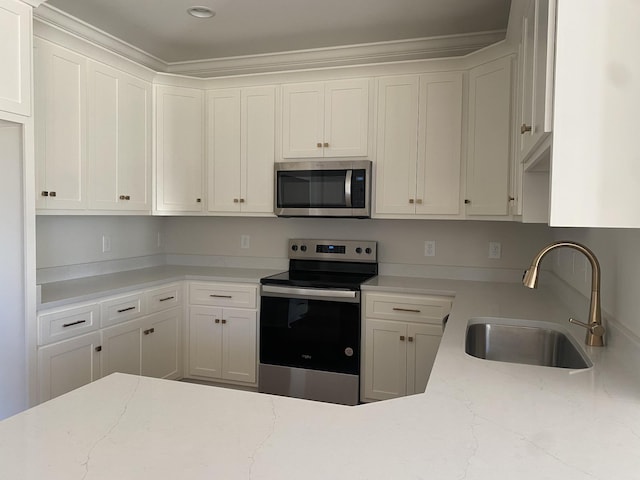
[{"left": 551, "top": 227, "right": 640, "bottom": 338}]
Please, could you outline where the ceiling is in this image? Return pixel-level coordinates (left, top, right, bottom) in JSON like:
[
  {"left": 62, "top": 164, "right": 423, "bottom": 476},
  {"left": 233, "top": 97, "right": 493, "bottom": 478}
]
[{"left": 43, "top": 0, "right": 512, "bottom": 64}]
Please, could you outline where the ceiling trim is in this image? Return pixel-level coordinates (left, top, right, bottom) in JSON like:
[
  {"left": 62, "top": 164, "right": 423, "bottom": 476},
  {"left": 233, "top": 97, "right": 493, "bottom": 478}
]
[
  {"left": 33, "top": 3, "right": 505, "bottom": 78},
  {"left": 21, "top": 0, "right": 47, "bottom": 7}
]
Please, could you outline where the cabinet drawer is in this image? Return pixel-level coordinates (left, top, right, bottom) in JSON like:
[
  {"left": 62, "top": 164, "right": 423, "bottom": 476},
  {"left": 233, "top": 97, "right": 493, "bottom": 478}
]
[
  {"left": 38, "top": 303, "right": 100, "bottom": 346},
  {"left": 100, "top": 292, "right": 145, "bottom": 328},
  {"left": 145, "top": 283, "right": 183, "bottom": 314},
  {"left": 364, "top": 293, "right": 452, "bottom": 324},
  {"left": 189, "top": 282, "right": 257, "bottom": 309}
]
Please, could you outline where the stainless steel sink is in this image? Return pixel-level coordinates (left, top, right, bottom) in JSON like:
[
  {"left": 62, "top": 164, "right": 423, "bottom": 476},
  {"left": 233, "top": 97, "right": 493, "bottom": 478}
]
[{"left": 465, "top": 317, "right": 592, "bottom": 369}]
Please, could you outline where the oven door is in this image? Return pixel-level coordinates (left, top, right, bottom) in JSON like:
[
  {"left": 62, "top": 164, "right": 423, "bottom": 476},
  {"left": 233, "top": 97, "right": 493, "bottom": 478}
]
[{"left": 259, "top": 285, "right": 360, "bottom": 375}]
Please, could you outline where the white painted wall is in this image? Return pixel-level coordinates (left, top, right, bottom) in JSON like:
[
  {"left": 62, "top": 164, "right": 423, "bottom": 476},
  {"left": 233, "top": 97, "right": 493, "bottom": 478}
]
[
  {"left": 550, "top": 227, "right": 640, "bottom": 338},
  {"left": 0, "top": 122, "right": 26, "bottom": 419},
  {"left": 163, "top": 217, "right": 552, "bottom": 271},
  {"left": 36, "top": 216, "right": 165, "bottom": 268}
]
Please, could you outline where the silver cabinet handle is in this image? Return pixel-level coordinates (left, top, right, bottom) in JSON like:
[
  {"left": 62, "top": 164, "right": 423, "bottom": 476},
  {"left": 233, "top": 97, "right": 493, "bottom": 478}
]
[
  {"left": 117, "top": 306, "right": 136, "bottom": 313},
  {"left": 392, "top": 307, "right": 421, "bottom": 313},
  {"left": 63, "top": 320, "right": 86, "bottom": 328},
  {"left": 159, "top": 296, "right": 175, "bottom": 302},
  {"left": 209, "top": 294, "right": 232, "bottom": 298}
]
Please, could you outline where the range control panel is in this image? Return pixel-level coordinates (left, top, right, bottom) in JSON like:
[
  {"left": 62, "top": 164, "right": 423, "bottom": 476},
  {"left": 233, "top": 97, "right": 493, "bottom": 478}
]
[{"left": 288, "top": 239, "right": 377, "bottom": 263}]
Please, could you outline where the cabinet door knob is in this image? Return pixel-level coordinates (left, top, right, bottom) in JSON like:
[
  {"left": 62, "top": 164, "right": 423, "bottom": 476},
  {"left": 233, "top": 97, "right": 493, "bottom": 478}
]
[
  {"left": 215, "top": 319, "right": 220, "bottom": 324},
  {"left": 50, "top": 191, "right": 57, "bottom": 197},
  {"left": 233, "top": 198, "right": 239, "bottom": 203},
  {"left": 400, "top": 335, "right": 405, "bottom": 341},
  {"left": 316, "top": 142, "right": 322, "bottom": 148},
  {"left": 323, "top": 142, "right": 329, "bottom": 148},
  {"left": 41, "top": 191, "right": 49, "bottom": 197},
  {"left": 409, "top": 199, "right": 414, "bottom": 204},
  {"left": 240, "top": 198, "right": 245, "bottom": 203},
  {"left": 196, "top": 198, "right": 202, "bottom": 203},
  {"left": 464, "top": 199, "right": 471, "bottom": 204},
  {"left": 125, "top": 195, "right": 131, "bottom": 200},
  {"left": 221, "top": 319, "right": 227, "bottom": 324},
  {"left": 95, "top": 346, "right": 102, "bottom": 352},
  {"left": 408, "top": 336, "right": 414, "bottom": 342},
  {"left": 521, "top": 123, "right": 532, "bottom": 134},
  {"left": 416, "top": 199, "right": 423, "bottom": 205},
  {"left": 119, "top": 195, "right": 126, "bottom": 200}
]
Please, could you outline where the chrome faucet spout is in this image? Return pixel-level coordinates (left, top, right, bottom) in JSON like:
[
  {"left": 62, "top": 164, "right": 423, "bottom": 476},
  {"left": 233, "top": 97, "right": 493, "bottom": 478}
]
[{"left": 523, "top": 241, "right": 605, "bottom": 347}]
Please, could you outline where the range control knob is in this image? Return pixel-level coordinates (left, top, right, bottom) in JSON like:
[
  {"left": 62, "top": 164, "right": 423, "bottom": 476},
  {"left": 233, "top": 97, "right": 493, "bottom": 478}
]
[
  {"left": 300, "top": 245, "right": 307, "bottom": 252},
  {"left": 365, "top": 247, "right": 372, "bottom": 255},
  {"left": 291, "top": 244, "right": 298, "bottom": 252},
  {"left": 355, "top": 247, "right": 363, "bottom": 254}
]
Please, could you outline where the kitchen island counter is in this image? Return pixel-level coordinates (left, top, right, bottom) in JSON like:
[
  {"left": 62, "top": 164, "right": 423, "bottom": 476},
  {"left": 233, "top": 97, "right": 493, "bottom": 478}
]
[{"left": 5, "top": 278, "right": 640, "bottom": 479}]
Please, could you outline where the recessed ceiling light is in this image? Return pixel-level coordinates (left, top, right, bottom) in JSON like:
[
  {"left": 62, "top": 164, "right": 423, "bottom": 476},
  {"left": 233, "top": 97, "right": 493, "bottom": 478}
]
[{"left": 187, "top": 6, "right": 215, "bottom": 18}]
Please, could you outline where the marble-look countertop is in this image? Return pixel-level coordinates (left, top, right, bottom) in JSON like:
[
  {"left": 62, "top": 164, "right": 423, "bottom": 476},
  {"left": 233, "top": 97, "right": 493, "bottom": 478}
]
[{"left": 7, "top": 275, "right": 640, "bottom": 479}]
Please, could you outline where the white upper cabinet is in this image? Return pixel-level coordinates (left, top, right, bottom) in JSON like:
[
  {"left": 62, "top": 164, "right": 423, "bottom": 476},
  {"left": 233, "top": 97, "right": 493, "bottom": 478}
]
[
  {"left": 0, "top": 0, "right": 31, "bottom": 116},
  {"left": 517, "top": 0, "right": 553, "bottom": 165},
  {"left": 550, "top": 0, "right": 640, "bottom": 228},
  {"left": 34, "top": 39, "right": 87, "bottom": 210},
  {"left": 375, "top": 73, "right": 462, "bottom": 217},
  {"left": 155, "top": 85, "right": 204, "bottom": 213},
  {"left": 466, "top": 56, "right": 513, "bottom": 216},
  {"left": 282, "top": 78, "right": 369, "bottom": 158},
  {"left": 207, "top": 85, "right": 276, "bottom": 214},
  {"left": 88, "top": 62, "right": 151, "bottom": 212}
]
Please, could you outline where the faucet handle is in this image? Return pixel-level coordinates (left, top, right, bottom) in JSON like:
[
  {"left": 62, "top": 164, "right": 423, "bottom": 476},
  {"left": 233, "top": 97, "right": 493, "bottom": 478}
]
[{"left": 569, "top": 318, "right": 606, "bottom": 336}]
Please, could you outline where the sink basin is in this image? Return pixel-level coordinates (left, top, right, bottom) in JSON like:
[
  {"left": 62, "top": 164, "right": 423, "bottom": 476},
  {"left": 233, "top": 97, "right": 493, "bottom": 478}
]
[{"left": 465, "top": 317, "right": 592, "bottom": 369}]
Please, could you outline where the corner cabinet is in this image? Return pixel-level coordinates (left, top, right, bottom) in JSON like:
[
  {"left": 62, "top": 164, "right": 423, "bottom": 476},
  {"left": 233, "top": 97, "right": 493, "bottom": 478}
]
[
  {"left": 87, "top": 62, "right": 151, "bottom": 212},
  {"left": 361, "top": 291, "right": 452, "bottom": 403},
  {"left": 282, "top": 79, "right": 369, "bottom": 158},
  {"left": 187, "top": 282, "right": 258, "bottom": 385},
  {"left": 375, "top": 73, "right": 463, "bottom": 216},
  {"left": 155, "top": 85, "right": 204, "bottom": 213},
  {"left": 0, "top": 0, "right": 31, "bottom": 116},
  {"left": 34, "top": 38, "right": 87, "bottom": 210},
  {"left": 206, "top": 86, "right": 276, "bottom": 215},
  {"left": 465, "top": 55, "right": 514, "bottom": 216}
]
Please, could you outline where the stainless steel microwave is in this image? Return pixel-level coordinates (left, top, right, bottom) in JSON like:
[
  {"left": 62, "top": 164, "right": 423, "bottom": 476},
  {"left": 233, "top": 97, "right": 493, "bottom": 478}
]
[{"left": 274, "top": 160, "right": 372, "bottom": 218}]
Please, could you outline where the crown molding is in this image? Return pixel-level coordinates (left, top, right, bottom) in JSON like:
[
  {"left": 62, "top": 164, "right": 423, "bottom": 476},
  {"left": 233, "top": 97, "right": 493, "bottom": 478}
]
[
  {"left": 32, "top": 3, "right": 505, "bottom": 78},
  {"left": 20, "top": 0, "right": 47, "bottom": 7},
  {"left": 166, "top": 31, "right": 506, "bottom": 78}
]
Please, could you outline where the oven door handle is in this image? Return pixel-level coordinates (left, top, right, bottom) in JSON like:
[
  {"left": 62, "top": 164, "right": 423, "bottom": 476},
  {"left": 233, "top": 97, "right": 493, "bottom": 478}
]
[
  {"left": 261, "top": 285, "right": 358, "bottom": 300},
  {"left": 344, "top": 169, "right": 352, "bottom": 208}
]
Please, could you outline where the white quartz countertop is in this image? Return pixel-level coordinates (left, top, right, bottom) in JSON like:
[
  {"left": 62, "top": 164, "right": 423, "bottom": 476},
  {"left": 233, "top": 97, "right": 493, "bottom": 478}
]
[{"left": 8, "top": 276, "right": 640, "bottom": 479}]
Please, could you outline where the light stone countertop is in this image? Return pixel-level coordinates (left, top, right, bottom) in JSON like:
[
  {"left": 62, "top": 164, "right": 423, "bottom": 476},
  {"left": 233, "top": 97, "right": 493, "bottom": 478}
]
[{"left": 8, "top": 273, "right": 640, "bottom": 479}]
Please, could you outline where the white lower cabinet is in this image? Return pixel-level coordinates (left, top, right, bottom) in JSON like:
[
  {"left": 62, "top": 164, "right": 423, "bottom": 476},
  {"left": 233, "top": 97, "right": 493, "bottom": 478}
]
[
  {"left": 361, "top": 292, "right": 452, "bottom": 403},
  {"left": 188, "top": 306, "right": 257, "bottom": 384},
  {"left": 37, "top": 331, "right": 102, "bottom": 403}
]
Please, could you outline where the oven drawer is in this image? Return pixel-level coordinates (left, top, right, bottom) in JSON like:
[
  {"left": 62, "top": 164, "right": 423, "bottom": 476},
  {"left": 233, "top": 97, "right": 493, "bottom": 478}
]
[
  {"left": 189, "top": 282, "right": 257, "bottom": 309},
  {"left": 364, "top": 292, "right": 452, "bottom": 324}
]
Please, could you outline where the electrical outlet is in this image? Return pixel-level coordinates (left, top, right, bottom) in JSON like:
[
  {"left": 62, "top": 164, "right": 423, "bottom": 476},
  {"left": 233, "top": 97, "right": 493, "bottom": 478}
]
[
  {"left": 488, "top": 241, "right": 501, "bottom": 259},
  {"left": 102, "top": 235, "right": 111, "bottom": 253},
  {"left": 241, "top": 234, "right": 250, "bottom": 249},
  {"left": 424, "top": 240, "right": 436, "bottom": 257}
]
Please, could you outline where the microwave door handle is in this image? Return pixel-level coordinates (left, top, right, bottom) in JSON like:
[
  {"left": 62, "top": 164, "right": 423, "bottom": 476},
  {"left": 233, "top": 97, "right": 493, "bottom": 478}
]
[{"left": 345, "top": 170, "right": 352, "bottom": 208}]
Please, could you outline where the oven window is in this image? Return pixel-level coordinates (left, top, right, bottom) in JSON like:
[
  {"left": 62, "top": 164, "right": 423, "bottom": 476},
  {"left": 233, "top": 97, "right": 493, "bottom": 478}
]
[
  {"left": 277, "top": 170, "right": 347, "bottom": 208},
  {"left": 260, "top": 296, "right": 360, "bottom": 374}
]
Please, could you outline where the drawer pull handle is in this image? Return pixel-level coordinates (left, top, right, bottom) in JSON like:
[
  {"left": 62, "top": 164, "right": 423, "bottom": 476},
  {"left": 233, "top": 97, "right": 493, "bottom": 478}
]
[
  {"left": 159, "top": 296, "right": 175, "bottom": 302},
  {"left": 117, "top": 306, "right": 136, "bottom": 313},
  {"left": 143, "top": 328, "right": 155, "bottom": 335},
  {"left": 209, "top": 294, "right": 233, "bottom": 298},
  {"left": 62, "top": 320, "right": 86, "bottom": 328},
  {"left": 392, "top": 307, "right": 421, "bottom": 313}
]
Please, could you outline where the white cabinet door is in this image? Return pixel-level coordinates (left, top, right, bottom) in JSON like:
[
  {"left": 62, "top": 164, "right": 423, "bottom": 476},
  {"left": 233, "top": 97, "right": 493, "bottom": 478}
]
[
  {"left": 38, "top": 332, "right": 101, "bottom": 403},
  {"left": 550, "top": 0, "right": 640, "bottom": 228},
  {"left": 416, "top": 72, "right": 463, "bottom": 214},
  {"left": 34, "top": 39, "right": 87, "bottom": 210},
  {"left": 88, "top": 63, "right": 151, "bottom": 211},
  {"left": 221, "top": 308, "right": 257, "bottom": 383},
  {"left": 406, "top": 323, "right": 442, "bottom": 396},
  {"left": 0, "top": 0, "right": 31, "bottom": 116},
  {"left": 466, "top": 56, "right": 513, "bottom": 216},
  {"left": 155, "top": 85, "right": 204, "bottom": 212},
  {"left": 101, "top": 319, "right": 142, "bottom": 377},
  {"left": 141, "top": 308, "right": 181, "bottom": 380},
  {"left": 207, "top": 89, "right": 241, "bottom": 212},
  {"left": 282, "top": 82, "right": 324, "bottom": 158},
  {"left": 363, "top": 319, "right": 407, "bottom": 401},
  {"left": 374, "top": 75, "right": 419, "bottom": 215},
  {"left": 323, "top": 79, "right": 369, "bottom": 157},
  {"left": 188, "top": 306, "right": 223, "bottom": 379},
  {"left": 241, "top": 86, "right": 276, "bottom": 213}
]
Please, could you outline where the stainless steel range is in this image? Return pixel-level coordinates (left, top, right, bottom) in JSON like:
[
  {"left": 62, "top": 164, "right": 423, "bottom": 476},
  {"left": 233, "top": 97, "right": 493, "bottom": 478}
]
[{"left": 258, "top": 239, "right": 378, "bottom": 405}]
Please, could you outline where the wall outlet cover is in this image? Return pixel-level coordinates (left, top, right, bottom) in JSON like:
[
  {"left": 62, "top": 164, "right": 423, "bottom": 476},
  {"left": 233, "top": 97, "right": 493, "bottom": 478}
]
[
  {"left": 424, "top": 240, "right": 436, "bottom": 257},
  {"left": 489, "top": 241, "right": 501, "bottom": 259}
]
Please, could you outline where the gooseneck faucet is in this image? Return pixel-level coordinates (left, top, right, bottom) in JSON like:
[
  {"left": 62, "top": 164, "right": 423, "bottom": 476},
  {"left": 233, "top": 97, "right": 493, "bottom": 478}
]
[{"left": 522, "top": 241, "right": 605, "bottom": 347}]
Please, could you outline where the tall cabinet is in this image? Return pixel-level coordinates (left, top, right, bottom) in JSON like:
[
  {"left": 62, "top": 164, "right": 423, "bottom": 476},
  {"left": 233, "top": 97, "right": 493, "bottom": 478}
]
[
  {"left": 0, "top": 0, "right": 31, "bottom": 116},
  {"left": 375, "top": 73, "right": 463, "bottom": 216}
]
